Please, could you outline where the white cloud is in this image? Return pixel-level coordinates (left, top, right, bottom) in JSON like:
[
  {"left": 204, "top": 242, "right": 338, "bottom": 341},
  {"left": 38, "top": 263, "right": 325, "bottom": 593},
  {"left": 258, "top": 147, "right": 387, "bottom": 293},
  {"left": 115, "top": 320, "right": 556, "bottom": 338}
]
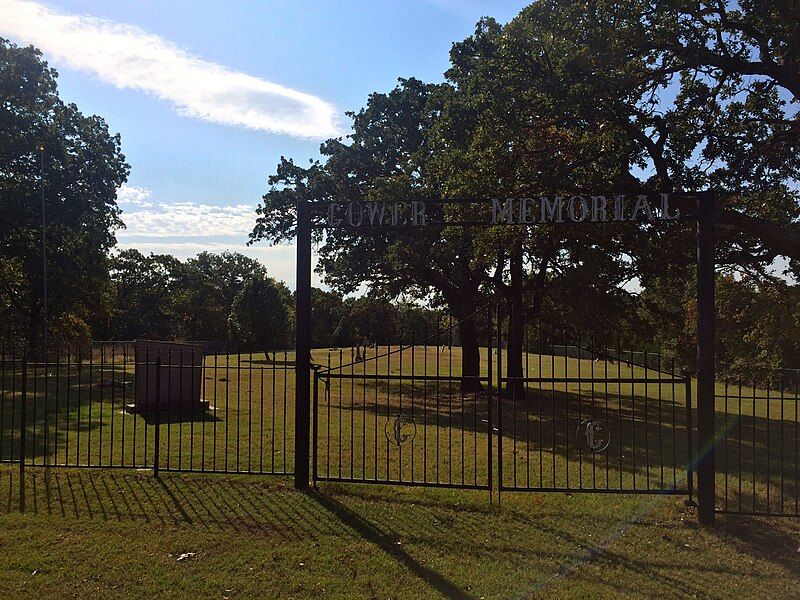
[
  {"left": 0, "top": 0, "right": 342, "bottom": 138},
  {"left": 116, "top": 184, "right": 154, "bottom": 207},
  {"left": 117, "top": 185, "right": 257, "bottom": 238},
  {"left": 113, "top": 185, "right": 319, "bottom": 289}
]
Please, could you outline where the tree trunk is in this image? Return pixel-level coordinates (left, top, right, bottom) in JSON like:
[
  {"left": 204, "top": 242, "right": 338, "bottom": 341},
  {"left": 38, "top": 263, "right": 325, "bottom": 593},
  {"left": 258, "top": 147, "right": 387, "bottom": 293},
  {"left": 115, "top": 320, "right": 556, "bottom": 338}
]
[
  {"left": 505, "top": 242, "right": 525, "bottom": 399},
  {"left": 457, "top": 309, "right": 483, "bottom": 393},
  {"left": 440, "top": 280, "right": 484, "bottom": 394}
]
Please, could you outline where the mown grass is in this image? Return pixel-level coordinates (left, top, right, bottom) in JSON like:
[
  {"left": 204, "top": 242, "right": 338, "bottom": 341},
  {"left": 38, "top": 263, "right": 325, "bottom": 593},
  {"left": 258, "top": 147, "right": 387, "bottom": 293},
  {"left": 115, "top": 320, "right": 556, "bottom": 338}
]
[
  {"left": 0, "top": 468, "right": 799, "bottom": 598},
  {"left": 1, "top": 344, "right": 799, "bottom": 597}
]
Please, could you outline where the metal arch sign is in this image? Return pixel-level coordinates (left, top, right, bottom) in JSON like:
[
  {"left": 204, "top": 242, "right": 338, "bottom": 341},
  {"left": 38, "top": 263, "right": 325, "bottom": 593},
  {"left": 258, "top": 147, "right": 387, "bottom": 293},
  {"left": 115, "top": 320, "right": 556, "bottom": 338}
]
[{"left": 319, "top": 193, "right": 683, "bottom": 229}]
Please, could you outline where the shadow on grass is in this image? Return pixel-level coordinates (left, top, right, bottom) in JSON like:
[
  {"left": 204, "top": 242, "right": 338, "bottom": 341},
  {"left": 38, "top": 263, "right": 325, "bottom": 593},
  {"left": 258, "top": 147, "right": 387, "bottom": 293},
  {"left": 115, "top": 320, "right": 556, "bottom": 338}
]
[
  {"left": 2, "top": 469, "right": 479, "bottom": 596},
  {"left": 716, "top": 514, "right": 800, "bottom": 576},
  {"left": 1, "top": 468, "right": 799, "bottom": 596},
  {"left": 308, "top": 490, "right": 476, "bottom": 599},
  {"left": 134, "top": 407, "right": 221, "bottom": 426},
  {"left": 320, "top": 377, "right": 798, "bottom": 500},
  {"left": 244, "top": 359, "right": 294, "bottom": 367}
]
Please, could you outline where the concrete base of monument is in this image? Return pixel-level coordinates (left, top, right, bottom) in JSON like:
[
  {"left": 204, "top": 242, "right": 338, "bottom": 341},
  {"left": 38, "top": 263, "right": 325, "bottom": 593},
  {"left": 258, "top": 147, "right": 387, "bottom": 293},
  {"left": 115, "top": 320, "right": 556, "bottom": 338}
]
[{"left": 124, "top": 398, "right": 212, "bottom": 415}]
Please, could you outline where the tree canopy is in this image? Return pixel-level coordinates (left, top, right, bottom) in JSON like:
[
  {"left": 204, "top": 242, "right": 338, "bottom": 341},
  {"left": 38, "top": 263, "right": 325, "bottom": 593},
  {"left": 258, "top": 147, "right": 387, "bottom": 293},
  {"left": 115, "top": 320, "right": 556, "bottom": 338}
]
[
  {"left": 228, "top": 274, "right": 293, "bottom": 358},
  {"left": 3, "top": 5, "right": 798, "bottom": 376},
  {"left": 0, "top": 38, "right": 130, "bottom": 344},
  {"left": 251, "top": 0, "right": 800, "bottom": 375}
]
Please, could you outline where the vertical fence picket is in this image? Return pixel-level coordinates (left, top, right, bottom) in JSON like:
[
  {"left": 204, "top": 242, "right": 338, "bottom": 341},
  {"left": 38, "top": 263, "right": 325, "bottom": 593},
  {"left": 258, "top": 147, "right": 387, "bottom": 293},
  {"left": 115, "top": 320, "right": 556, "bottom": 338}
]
[{"left": 19, "top": 356, "right": 27, "bottom": 511}]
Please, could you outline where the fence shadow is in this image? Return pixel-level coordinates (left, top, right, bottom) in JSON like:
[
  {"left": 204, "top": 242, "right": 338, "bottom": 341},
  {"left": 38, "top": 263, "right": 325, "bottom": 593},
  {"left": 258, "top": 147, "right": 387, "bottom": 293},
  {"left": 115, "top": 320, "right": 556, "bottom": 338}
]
[{"left": 1, "top": 468, "right": 798, "bottom": 597}]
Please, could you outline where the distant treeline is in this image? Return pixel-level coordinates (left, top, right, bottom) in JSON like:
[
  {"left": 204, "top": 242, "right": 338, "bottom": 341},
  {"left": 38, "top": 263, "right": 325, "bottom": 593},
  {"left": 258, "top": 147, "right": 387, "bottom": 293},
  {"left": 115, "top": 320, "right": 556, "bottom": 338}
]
[
  {"left": 91, "top": 249, "right": 460, "bottom": 350},
  {"left": 1, "top": 246, "right": 463, "bottom": 351}
]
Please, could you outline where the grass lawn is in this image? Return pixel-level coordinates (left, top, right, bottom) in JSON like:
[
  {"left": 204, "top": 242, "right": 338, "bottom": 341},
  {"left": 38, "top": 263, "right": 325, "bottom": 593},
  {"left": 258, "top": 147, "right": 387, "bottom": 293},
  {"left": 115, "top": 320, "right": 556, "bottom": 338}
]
[
  {"left": 1, "top": 345, "right": 799, "bottom": 596},
  {"left": 1, "top": 467, "right": 799, "bottom": 598}
]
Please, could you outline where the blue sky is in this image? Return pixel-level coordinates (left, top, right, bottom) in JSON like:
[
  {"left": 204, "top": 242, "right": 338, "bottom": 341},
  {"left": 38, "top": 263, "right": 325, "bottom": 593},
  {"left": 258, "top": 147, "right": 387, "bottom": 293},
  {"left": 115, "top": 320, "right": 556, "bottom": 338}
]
[{"left": 1, "top": 0, "right": 530, "bottom": 287}]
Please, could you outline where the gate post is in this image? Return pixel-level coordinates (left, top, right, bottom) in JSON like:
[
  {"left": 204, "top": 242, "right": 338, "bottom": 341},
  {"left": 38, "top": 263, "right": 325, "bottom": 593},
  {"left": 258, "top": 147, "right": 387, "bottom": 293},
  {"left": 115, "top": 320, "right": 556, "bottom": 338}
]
[
  {"left": 696, "top": 190, "right": 716, "bottom": 525},
  {"left": 294, "top": 199, "right": 312, "bottom": 489},
  {"left": 312, "top": 370, "right": 318, "bottom": 488}
]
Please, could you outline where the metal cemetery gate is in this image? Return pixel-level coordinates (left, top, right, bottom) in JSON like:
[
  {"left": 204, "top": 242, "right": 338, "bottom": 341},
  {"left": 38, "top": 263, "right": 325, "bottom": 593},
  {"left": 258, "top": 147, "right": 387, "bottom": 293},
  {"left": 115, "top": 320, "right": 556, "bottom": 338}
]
[
  {"left": 312, "top": 309, "right": 494, "bottom": 490},
  {"left": 310, "top": 305, "right": 693, "bottom": 499},
  {"left": 297, "top": 193, "right": 717, "bottom": 520},
  {"left": 497, "top": 311, "right": 692, "bottom": 496}
]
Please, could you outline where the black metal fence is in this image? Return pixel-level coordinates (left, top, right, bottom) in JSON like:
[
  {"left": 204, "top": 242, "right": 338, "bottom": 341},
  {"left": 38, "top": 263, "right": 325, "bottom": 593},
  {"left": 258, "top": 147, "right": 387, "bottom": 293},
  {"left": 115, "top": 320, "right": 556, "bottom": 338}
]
[
  {"left": 499, "top": 310, "right": 693, "bottom": 496},
  {"left": 313, "top": 307, "right": 494, "bottom": 490},
  {"left": 717, "top": 370, "right": 800, "bottom": 516},
  {"left": 0, "top": 343, "right": 294, "bottom": 475},
  {"left": 3, "top": 331, "right": 798, "bottom": 520}
]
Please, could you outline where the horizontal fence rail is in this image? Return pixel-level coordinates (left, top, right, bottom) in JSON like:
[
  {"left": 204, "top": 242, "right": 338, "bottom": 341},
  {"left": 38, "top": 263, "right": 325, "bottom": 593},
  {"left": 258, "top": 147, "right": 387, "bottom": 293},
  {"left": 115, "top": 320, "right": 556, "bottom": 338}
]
[{"left": 0, "top": 343, "right": 295, "bottom": 475}]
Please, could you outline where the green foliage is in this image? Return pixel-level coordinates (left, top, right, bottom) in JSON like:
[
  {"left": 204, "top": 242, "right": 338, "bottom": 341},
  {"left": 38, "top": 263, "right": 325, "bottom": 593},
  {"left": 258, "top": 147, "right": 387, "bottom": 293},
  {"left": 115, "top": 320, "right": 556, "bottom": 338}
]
[
  {"left": 346, "top": 296, "right": 444, "bottom": 345},
  {"left": 110, "top": 250, "right": 274, "bottom": 343},
  {"left": 0, "top": 38, "right": 129, "bottom": 344},
  {"left": 0, "top": 256, "right": 27, "bottom": 346},
  {"left": 228, "top": 274, "right": 293, "bottom": 354},
  {"left": 251, "top": 78, "right": 491, "bottom": 306},
  {"left": 250, "top": 1, "right": 800, "bottom": 373},
  {"left": 108, "top": 249, "right": 445, "bottom": 348},
  {"left": 310, "top": 288, "right": 349, "bottom": 348},
  {"left": 3, "top": 5, "right": 799, "bottom": 376},
  {"left": 177, "top": 252, "right": 270, "bottom": 341},
  {"left": 637, "top": 272, "right": 800, "bottom": 378},
  {"left": 715, "top": 275, "right": 800, "bottom": 377},
  {"left": 110, "top": 249, "right": 187, "bottom": 340}
]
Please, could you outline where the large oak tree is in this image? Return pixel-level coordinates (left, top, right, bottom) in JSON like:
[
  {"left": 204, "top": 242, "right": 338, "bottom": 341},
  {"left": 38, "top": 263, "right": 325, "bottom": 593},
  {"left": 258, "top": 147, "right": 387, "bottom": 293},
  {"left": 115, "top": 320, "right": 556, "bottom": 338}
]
[
  {"left": 251, "top": 1, "right": 800, "bottom": 379},
  {"left": 0, "top": 39, "right": 129, "bottom": 344}
]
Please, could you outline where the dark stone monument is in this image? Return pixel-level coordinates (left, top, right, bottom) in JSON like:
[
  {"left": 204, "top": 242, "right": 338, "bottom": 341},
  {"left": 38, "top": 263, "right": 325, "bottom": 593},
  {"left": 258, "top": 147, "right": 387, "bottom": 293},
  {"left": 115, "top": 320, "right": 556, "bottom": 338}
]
[{"left": 127, "top": 340, "right": 207, "bottom": 413}]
